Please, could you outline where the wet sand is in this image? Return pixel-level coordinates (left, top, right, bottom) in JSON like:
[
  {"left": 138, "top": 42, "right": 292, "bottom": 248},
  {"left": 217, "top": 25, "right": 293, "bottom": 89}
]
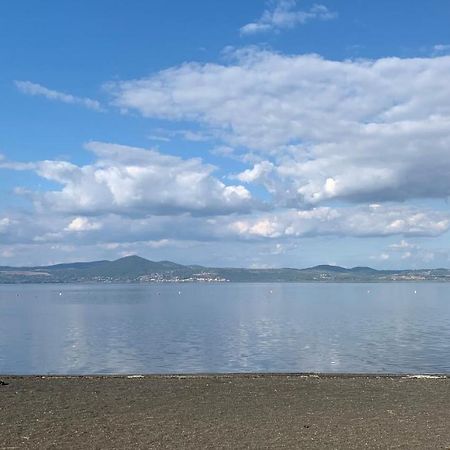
[{"left": 1, "top": 374, "right": 450, "bottom": 449}]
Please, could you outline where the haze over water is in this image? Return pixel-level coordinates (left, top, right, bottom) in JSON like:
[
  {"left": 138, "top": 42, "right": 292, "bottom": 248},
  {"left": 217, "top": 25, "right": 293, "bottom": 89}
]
[{"left": 1, "top": 283, "right": 450, "bottom": 375}]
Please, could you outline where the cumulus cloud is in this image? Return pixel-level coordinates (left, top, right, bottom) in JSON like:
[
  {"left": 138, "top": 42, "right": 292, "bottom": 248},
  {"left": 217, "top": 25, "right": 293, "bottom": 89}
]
[
  {"left": 228, "top": 205, "right": 450, "bottom": 239},
  {"left": 234, "top": 161, "right": 274, "bottom": 183},
  {"left": 240, "top": 1, "right": 337, "bottom": 35},
  {"left": 15, "top": 81, "right": 103, "bottom": 111},
  {"left": 65, "top": 217, "right": 102, "bottom": 232},
  {"left": 6, "top": 141, "right": 253, "bottom": 216},
  {"left": 107, "top": 50, "right": 450, "bottom": 205}
]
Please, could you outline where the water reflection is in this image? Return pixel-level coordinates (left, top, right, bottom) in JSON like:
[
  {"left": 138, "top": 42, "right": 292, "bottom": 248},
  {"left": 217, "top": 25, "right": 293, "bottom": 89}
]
[{"left": 0, "top": 283, "right": 450, "bottom": 374}]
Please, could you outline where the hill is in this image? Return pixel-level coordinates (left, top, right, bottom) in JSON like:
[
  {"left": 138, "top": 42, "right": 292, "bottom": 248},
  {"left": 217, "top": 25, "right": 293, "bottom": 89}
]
[{"left": 1, "top": 255, "right": 449, "bottom": 283}]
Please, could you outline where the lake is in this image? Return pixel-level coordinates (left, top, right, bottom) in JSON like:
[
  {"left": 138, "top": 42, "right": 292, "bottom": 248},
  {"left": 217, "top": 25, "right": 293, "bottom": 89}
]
[{"left": 1, "top": 283, "right": 449, "bottom": 375}]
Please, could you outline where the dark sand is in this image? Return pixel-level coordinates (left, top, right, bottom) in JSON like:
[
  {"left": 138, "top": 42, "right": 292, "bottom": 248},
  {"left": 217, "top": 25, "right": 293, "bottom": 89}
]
[{"left": 1, "top": 374, "right": 450, "bottom": 449}]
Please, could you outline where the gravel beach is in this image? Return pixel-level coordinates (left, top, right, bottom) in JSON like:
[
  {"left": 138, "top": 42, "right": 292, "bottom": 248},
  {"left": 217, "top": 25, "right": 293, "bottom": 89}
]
[{"left": 1, "top": 374, "right": 450, "bottom": 449}]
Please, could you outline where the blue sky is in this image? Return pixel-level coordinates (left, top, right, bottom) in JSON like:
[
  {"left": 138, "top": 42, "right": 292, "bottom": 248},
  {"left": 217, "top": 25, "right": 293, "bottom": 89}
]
[{"left": 1, "top": 0, "right": 450, "bottom": 267}]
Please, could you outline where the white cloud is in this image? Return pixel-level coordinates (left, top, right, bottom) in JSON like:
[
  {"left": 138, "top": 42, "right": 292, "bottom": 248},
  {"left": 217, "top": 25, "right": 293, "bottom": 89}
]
[
  {"left": 65, "top": 217, "right": 102, "bottom": 232},
  {"left": 8, "top": 141, "right": 253, "bottom": 217},
  {"left": 0, "top": 217, "right": 12, "bottom": 233},
  {"left": 107, "top": 51, "right": 450, "bottom": 206},
  {"left": 240, "top": 1, "right": 337, "bottom": 35},
  {"left": 234, "top": 161, "right": 274, "bottom": 183},
  {"left": 389, "top": 239, "right": 415, "bottom": 250},
  {"left": 15, "top": 81, "right": 103, "bottom": 111},
  {"left": 228, "top": 205, "right": 450, "bottom": 239},
  {"left": 0, "top": 156, "right": 35, "bottom": 171},
  {"left": 381, "top": 239, "right": 441, "bottom": 264},
  {"left": 433, "top": 44, "right": 450, "bottom": 55}
]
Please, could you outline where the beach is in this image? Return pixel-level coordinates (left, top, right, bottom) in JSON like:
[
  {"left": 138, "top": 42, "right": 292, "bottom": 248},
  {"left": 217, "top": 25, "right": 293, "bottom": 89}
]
[{"left": 1, "top": 374, "right": 450, "bottom": 449}]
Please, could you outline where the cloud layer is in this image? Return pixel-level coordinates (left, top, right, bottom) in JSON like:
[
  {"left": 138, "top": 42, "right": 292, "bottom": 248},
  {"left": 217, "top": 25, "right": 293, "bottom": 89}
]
[
  {"left": 228, "top": 205, "right": 450, "bottom": 239},
  {"left": 3, "top": 49, "right": 450, "bottom": 267},
  {"left": 108, "top": 50, "right": 450, "bottom": 207}
]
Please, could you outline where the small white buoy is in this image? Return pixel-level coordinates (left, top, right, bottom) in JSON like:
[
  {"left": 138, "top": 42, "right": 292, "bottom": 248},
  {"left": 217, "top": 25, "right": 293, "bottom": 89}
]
[
  {"left": 178, "top": 291, "right": 181, "bottom": 295},
  {"left": 269, "top": 290, "right": 273, "bottom": 294},
  {"left": 414, "top": 290, "right": 417, "bottom": 294},
  {"left": 367, "top": 290, "right": 370, "bottom": 294},
  {"left": 59, "top": 292, "right": 62, "bottom": 296}
]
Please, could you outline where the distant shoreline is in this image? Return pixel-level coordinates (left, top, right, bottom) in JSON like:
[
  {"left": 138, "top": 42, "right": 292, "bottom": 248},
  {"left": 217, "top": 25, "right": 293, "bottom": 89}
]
[
  {"left": 3, "top": 255, "right": 450, "bottom": 283},
  {"left": 3, "top": 279, "right": 450, "bottom": 285}
]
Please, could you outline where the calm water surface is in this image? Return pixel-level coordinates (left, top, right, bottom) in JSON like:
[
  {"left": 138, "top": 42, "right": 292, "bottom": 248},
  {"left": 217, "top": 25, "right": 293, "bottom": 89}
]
[{"left": 1, "top": 283, "right": 450, "bottom": 374}]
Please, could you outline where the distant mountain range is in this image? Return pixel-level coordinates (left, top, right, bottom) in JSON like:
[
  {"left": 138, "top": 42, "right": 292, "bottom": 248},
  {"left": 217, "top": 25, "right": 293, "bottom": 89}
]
[{"left": 1, "top": 255, "right": 450, "bottom": 283}]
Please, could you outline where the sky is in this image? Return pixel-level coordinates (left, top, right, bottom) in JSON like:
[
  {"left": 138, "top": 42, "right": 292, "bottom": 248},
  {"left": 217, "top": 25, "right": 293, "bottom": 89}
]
[{"left": 1, "top": 0, "right": 450, "bottom": 268}]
